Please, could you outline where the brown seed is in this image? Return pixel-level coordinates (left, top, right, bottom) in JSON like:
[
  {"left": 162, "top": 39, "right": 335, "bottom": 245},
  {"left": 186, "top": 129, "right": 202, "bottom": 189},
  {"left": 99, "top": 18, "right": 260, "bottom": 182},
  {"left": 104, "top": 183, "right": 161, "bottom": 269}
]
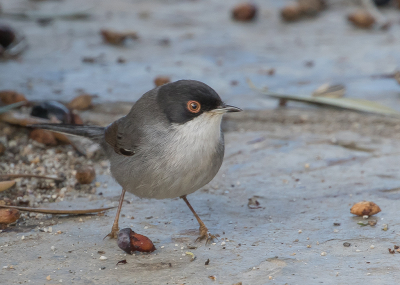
[
  {"left": 298, "top": 0, "right": 325, "bottom": 16},
  {"left": 348, "top": 10, "right": 375, "bottom": 29},
  {"left": 0, "top": 90, "right": 27, "bottom": 105},
  {"left": 350, "top": 201, "right": 381, "bottom": 216},
  {"left": 100, "top": 29, "right": 138, "bottom": 45},
  {"left": 154, "top": 76, "right": 170, "bottom": 87},
  {"left": 75, "top": 166, "right": 96, "bottom": 184},
  {"left": 0, "top": 208, "right": 20, "bottom": 225},
  {"left": 232, "top": 3, "right": 257, "bottom": 22},
  {"left": 68, "top": 94, "right": 93, "bottom": 110},
  {"left": 281, "top": 3, "right": 302, "bottom": 22},
  {"left": 117, "top": 228, "right": 156, "bottom": 254},
  {"left": 30, "top": 129, "right": 58, "bottom": 146}
]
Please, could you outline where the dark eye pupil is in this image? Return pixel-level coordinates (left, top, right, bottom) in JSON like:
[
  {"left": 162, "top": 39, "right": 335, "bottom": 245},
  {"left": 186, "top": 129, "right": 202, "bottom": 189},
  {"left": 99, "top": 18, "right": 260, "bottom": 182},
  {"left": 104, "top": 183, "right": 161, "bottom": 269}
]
[{"left": 191, "top": 103, "right": 197, "bottom": 109}]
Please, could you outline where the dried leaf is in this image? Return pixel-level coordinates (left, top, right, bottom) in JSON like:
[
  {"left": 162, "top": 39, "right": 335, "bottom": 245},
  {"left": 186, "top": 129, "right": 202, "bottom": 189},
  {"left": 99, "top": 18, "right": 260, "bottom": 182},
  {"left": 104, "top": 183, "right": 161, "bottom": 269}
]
[
  {"left": 0, "top": 102, "right": 26, "bottom": 115},
  {"left": 0, "top": 205, "right": 115, "bottom": 215},
  {"left": 0, "top": 180, "right": 16, "bottom": 192},
  {"left": 312, "top": 83, "right": 345, "bottom": 98}
]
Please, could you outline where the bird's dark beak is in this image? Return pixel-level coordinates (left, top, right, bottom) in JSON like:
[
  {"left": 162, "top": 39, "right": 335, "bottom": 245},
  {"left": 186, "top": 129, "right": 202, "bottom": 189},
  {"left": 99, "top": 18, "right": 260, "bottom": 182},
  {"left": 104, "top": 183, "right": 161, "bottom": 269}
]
[{"left": 218, "top": 104, "right": 242, "bottom": 113}]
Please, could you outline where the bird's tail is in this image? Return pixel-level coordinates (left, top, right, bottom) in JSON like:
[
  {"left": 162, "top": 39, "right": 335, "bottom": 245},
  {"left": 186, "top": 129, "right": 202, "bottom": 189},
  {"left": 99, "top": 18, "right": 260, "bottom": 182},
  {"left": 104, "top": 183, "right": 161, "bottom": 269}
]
[{"left": 31, "top": 124, "right": 105, "bottom": 143}]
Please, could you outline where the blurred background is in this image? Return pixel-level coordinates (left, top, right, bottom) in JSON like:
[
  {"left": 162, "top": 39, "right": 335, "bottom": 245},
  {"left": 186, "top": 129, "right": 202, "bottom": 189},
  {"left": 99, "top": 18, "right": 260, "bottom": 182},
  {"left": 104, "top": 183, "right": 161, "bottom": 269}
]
[{"left": 1, "top": 0, "right": 399, "bottom": 111}]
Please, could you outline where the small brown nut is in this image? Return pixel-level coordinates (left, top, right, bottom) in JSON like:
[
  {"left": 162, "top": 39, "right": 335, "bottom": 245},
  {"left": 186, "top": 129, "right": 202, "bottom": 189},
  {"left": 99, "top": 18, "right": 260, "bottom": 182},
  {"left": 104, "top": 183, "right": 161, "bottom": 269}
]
[
  {"left": 118, "top": 228, "right": 156, "bottom": 254},
  {"left": 0, "top": 142, "right": 5, "bottom": 155},
  {"left": 30, "top": 129, "right": 58, "bottom": 146},
  {"left": 68, "top": 94, "right": 93, "bottom": 110},
  {"left": 347, "top": 10, "right": 375, "bottom": 29},
  {"left": 298, "top": 0, "right": 325, "bottom": 16},
  {"left": 75, "top": 166, "right": 96, "bottom": 184},
  {"left": 350, "top": 201, "right": 381, "bottom": 216},
  {"left": 154, "top": 76, "right": 170, "bottom": 87},
  {"left": 0, "top": 208, "right": 20, "bottom": 225},
  {"left": 281, "top": 3, "right": 302, "bottom": 22},
  {"left": 100, "top": 29, "right": 138, "bottom": 45},
  {"left": 0, "top": 90, "right": 27, "bottom": 105},
  {"left": 232, "top": 3, "right": 257, "bottom": 22}
]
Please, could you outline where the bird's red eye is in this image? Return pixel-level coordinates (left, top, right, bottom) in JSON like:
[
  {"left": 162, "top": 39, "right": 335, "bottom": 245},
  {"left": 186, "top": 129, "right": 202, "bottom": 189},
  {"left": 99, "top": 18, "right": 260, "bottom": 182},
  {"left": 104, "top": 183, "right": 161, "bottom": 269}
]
[{"left": 187, "top": 100, "right": 201, "bottom": 113}]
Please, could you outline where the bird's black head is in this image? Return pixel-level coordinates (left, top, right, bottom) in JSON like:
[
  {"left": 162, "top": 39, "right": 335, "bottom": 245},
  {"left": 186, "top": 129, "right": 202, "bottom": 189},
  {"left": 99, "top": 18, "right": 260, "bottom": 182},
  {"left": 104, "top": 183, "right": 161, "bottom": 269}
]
[{"left": 156, "top": 80, "right": 240, "bottom": 124}]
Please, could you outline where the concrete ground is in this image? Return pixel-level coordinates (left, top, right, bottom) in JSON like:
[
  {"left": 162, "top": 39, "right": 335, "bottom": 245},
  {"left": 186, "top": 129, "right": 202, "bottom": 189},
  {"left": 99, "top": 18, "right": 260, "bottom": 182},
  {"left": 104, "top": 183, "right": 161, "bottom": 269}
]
[
  {"left": 2, "top": 109, "right": 400, "bottom": 284},
  {"left": 2, "top": 0, "right": 400, "bottom": 284}
]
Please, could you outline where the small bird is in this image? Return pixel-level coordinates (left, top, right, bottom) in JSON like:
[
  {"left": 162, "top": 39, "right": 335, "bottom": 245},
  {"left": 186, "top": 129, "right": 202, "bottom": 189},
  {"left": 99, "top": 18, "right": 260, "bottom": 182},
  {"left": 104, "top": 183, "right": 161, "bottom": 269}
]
[{"left": 34, "top": 80, "right": 241, "bottom": 242}]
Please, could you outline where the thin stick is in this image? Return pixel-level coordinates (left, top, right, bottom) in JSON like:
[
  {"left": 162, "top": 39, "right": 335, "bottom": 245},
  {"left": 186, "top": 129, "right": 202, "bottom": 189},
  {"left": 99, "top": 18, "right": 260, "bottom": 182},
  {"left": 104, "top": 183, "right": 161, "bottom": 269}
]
[
  {"left": 0, "top": 205, "right": 115, "bottom": 215},
  {"left": 0, "top": 174, "right": 65, "bottom": 182}
]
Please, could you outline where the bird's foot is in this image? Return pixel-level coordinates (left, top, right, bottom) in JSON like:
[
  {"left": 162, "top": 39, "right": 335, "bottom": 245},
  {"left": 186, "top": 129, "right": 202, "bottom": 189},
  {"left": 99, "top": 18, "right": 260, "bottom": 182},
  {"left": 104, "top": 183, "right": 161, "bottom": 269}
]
[
  {"left": 103, "top": 224, "right": 119, "bottom": 240},
  {"left": 195, "top": 225, "right": 217, "bottom": 244}
]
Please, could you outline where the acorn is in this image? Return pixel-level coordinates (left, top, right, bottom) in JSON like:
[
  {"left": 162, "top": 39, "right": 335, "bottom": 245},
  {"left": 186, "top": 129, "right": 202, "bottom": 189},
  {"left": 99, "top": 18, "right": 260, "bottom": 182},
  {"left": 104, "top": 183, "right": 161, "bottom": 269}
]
[
  {"left": 75, "top": 166, "right": 96, "bottom": 184},
  {"left": 154, "top": 76, "right": 170, "bottom": 87},
  {"left": 350, "top": 201, "right": 381, "bottom": 216},
  {"left": 0, "top": 208, "right": 20, "bottom": 225},
  {"left": 30, "top": 129, "right": 58, "bottom": 146},
  {"left": 281, "top": 3, "right": 302, "bottom": 22},
  {"left": 231, "top": 3, "right": 258, "bottom": 22},
  {"left": 118, "top": 228, "right": 156, "bottom": 254},
  {"left": 347, "top": 10, "right": 376, "bottom": 29},
  {"left": 298, "top": 0, "right": 325, "bottom": 16},
  {"left": 68, "top": 94, "right": 93, "bottom": 110},
  {"left": 0, "top": 90, "right": 27, "bottom": 105}
]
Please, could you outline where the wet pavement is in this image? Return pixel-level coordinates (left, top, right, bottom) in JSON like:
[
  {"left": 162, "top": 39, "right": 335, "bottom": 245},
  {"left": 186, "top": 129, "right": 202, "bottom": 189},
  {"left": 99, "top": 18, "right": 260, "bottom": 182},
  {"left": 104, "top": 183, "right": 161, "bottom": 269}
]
[{"left": 2, "top": 110, "right": 400, "bottom": 284}]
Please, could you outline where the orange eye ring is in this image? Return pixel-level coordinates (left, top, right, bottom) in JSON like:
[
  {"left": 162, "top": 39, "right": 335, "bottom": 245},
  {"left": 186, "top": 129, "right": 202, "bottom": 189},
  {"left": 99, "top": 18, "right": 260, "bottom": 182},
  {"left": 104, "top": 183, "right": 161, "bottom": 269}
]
[{"left": 187, "top": 100, "right": 201, "bottom": 113}]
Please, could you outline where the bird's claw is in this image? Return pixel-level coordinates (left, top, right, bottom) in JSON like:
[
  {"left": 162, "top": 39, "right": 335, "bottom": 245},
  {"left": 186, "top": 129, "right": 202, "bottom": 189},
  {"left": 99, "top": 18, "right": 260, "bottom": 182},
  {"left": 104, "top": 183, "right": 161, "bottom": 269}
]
[
  {"left": 103, "top": 225, "right": 119, "bottom": 240},
  {"left": 196, "top": 225, "right": 217, "bottom": 244}
]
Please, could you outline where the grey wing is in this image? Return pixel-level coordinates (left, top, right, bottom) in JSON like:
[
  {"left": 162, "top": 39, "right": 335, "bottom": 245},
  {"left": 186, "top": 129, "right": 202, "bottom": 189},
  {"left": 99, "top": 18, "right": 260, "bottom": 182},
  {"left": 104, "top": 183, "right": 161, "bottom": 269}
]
[{"left": 104, "top": 118, "right": 140, "bottom": 156}]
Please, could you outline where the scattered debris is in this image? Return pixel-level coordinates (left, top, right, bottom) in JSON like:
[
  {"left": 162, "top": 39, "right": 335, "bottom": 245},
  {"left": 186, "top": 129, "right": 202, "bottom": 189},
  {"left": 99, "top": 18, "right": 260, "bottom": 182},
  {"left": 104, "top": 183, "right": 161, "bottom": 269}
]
[
  {"left": 382, "top": 224, "right": 388, "bottom": 231},
  {"left": 116, "top": 259, "right": 127, "bottom": 265},
  {"left": 321, "top": 252, "right": 327, "bottom": 256},
  {"left": 99, "top": 256, "right": 107, "bottom": 260},
  {"left": 0, "top": 90, "right": 27, "bottom": 105},
  {"left": 97, "top": 251, "right": 105, "bottom": 254},
  {"left": 68, "top": 94, "right": 95, "bottom": 110},
  {"left": 31, "top": 101, "right": 71, "bottom": 124},
  {"left": 208, "top": 275, "right": 216, "bottom": 281},
  {"left": 205, "top": 259, "right": 210, "bottom": 265},
  {"left": 247, "top": 196, "right": 262, "bottom": 209},
  {"left": 368, "top": 220, "right": 377, "bottom": 226},
  {"left": 357, "top": 221, "right": 369, "bottom": 227},
  {"left": 348, "top": 10, "right": 375, "bottom": 29},
  {"left": 388, "top": 248, "right": 395, "bottom": 254},
  {"left": 185, "top": 251, "right": 196, "bottom": 261},
  {"left": 231, "top": 3, "right": 257, "bottom": 22},
  {"left": 117, "top": 228, "right": 156, "bottom": 254},
  {"left": 333, "top": 222, "right": 341, "bottom": 226},
  {"left": 100, "top": 29, "right": 138, "bottom": 45},
  {"left": 154, "top": 76, "right": 170, "bottom": 87},
  {"left": 350, "top": 201, "right": 381, "bottom": 216},
  {"left": 46, "top": 275, "right": 51, "bottom": 281},
  {"left": 0, "top": 181, "right": 16, "bottom": 192},
  {"left": 75, "top": 166, "right": 96, "bottom": 184}
]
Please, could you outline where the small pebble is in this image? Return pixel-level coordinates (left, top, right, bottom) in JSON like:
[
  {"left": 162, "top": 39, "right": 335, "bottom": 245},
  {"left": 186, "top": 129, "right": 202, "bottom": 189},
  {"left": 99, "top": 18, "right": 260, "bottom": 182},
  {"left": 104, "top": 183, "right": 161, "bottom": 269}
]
[
  {"left": 321, "top": 252, "right": 327, "bottom": 256},
  {"left": 298, "top": 230, "right": 302, "bottom": 233},
  {"left": 382, "top": 224, "right": 388, "bottom": 231},
  {"left": 51, "top": 246, "right": 55, "bottom": 251},
  {"left": 221, "top": 241, "right": 226, "bottom": 246},
  {"left": 370, "top": 245, "right": 375, "bottom": 249},
  {"left": 343, "top": 242, "right": 351, "bottom": 247},
  {"left": 307, "top": 245, "right": 311, "bottom": 248},
  {"left": 99, "top": 256, "right": 107, "bottom": 260}
]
